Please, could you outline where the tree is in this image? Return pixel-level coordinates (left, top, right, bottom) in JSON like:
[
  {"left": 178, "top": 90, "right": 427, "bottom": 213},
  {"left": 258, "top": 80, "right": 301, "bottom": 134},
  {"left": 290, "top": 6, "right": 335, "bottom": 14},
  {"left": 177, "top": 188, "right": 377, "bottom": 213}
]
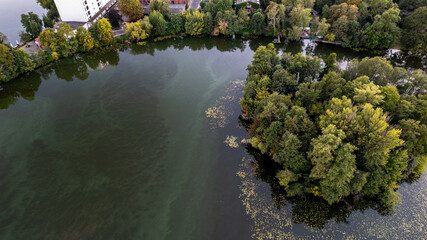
[
  {"left": 42, "top": 14, "right": 54, "bottom": 28},
  {"left": 289, "top": 4, "right": 312, "bottom": 28},
  {"left": 203, "top": 12, "right": 214, "bottom": 35},
  {"left": 328, "top": 3, "right": 359, "bottom": 23},
  {"left": 76, "top": 26, "right": 95, "bottom": 50},
  {"left": 398, "top": 0, "right": 427, "bottom": 12},
  {"left": 107, "top": 9, "right": 123, "bottom": 28},
  {"left": 204, "top": 0, "right": 233, "bottom": 18},
  {"left": 380, "top": 85, "right": 400, "bottom": 114},
  {"left": 37, "top": 0, "right": 55, "bottom": 9},
  {"left": 342, "top": 56, "right": 394, "bottom": 86},
  {"left": 0, "top": 44, "right": 34, "bottom": 82},
  {"left": 140, "top": 16, "right": 153, "bottom": 36},
  {"left": 401, "top": 7, "right": 427, "bottom": 54},
  {"left": 149, "top": 10, "right": 167, "bottom": 36},
  {"left": 265, "top": 2, "right": 286, "bottom": 36},
  {"left": 249, "top": 11, "right": 266, "bottom": 35},
  {"left": 0, "top": 44, "right": 15, "bottom": 81},
  {"left": 362, "top": 7, "right": 401, "bottom": 49},
  {"left": 39, "top": 28, "right": 58, "bottom": 51},
  {"left": 271, "top": 69, "right": 298, "bottom": 95},
  {"left": 125, "top": 21, "right": 148, "bottom": 41},
  {"left": 185, "top": 10, "right": 205, "bottom": 36},
  {"left": 274, "top": 131, "right": 310, "bottom": 172},
  {"left": 359, "top": 0, "right": 394, "bottom": 22},
  {"left": 20, "top": 12, "right": 43, "bottom": 39},
  {"left": 97, "top": 18, "right": 114, "bottom": 44},
  {"left": 353, "top": 83, "right": 384, "bottom": 106},
  {"left": 324, "top": 52, "right": 337, "bottom": 73},
  {"left": 285, "top": 53, "right": 322, "bottom": 83},
  {"left": 39, "top": 24, "right": 78, "bottom": 58},
  {"left": 0, "top": 32, "right": 7, "bottom": 44},
  {"left": 167, "top": 13, "right": 184, "bottom": 35},
  {"left": 235, "top": 8, "right": 249, "bottom": 33},
  {"left": 46, "top": 7, "right": 59, "bottom": 22},
  {"left": 240, "top": 49, "right": 425, "bottom": 210},
  {"left": 149, "top": 0, "right": 171, "bottom": 20},
  {"left": 19, "top": 31, "right": 32, "bottom": 43},
  {"left": 215, "top": 10, "right": 238, "bottom": 35},
  {"left": 118, "top": 0, "right": 143, "bottom": 22}
]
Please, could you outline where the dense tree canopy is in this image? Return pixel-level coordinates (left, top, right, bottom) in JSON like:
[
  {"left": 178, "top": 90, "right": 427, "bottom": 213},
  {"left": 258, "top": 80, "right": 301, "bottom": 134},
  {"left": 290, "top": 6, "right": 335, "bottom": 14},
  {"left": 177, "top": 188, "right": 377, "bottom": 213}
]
[
  {"left": 149, "top": 0, "right": 172, "bottom": 20},
  {"left": 241, "top": 44, "right": 427, "bottom": 208},
  {"left": 20, "top": 12, "right": 43, "bottom": 39},
  {"left": 0, "top": 44, "right": 35, "bottom": 82},
  {"left": 401, "top": 7, "right": 427, "bottom": 54},
  {"left": 118, "top": 0, "right": 144, "bottom": 22},
  {"left": 97, "top": 18, "right": 114, "bottom": 44}
]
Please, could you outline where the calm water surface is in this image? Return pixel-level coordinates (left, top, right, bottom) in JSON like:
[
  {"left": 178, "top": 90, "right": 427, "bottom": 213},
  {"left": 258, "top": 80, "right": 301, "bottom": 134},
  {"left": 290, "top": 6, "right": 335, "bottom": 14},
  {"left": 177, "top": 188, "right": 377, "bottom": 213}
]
[
  {"left": 0, "top": 0, "right": 46, "bottom": 45},
  {"left": 0, "top": 37, "right": 426, "bottom": 239}
]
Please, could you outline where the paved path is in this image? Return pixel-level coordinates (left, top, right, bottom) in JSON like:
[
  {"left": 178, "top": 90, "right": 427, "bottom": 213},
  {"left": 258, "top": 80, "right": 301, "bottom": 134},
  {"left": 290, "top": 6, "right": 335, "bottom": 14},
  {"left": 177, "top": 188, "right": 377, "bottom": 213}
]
[{"left": 113, "top": 29, "right": 126, "bottom": 37}]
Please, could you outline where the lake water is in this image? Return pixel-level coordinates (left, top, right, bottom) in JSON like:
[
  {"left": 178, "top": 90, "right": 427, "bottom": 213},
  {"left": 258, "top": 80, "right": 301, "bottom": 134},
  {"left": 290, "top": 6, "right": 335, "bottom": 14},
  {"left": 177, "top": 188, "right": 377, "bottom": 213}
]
[
  {"left": 0, "top": 0, "right": 47, "bottom": 45},
  {"left": 0, "top": 37, "right": 426, "bottom": 239}
]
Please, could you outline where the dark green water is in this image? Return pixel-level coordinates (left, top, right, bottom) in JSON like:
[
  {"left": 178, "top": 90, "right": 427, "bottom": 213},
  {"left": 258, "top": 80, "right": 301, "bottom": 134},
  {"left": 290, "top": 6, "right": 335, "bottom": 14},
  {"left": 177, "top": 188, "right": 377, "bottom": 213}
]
[{"left": 0, "top": 37, "right": 426, "bottom": 239}]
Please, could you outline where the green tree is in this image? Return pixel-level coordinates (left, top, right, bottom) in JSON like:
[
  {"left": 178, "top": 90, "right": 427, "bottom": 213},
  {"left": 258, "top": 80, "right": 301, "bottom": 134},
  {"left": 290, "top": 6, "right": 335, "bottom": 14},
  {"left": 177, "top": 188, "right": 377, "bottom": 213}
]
[
  {"left": 36, "top": 0, "right": 55, "bottom": 9},
  {"left": 265, "top": 2, "right": 286, "bottom": 36},
  {"left": 249, "top": 11, "right": 266, "bottom": 35},
  {"left": 289, "top": 3, "right": 312, "bottom": 28},
  {"left": 42, "top": 14, "right": 54, "bottom": 28},
  {"left": 39, "top": 28, "right": 58, "bottom": 51},
  {"left": 185, "top": 11, "right": 205, "bottom": 36},
  {"left": 76, "top": 26, "right": 95, "bottom": 50},
  {"left": 149, "top": 0, "right": 171, "bottom": 20},
  {"left": 125, "top": 21, "right": 149, "bottom": 41},
  {"left": 203, "top": 12, "right": 214, "bottom": 34},
  {"left": 97, "top": 18, "right": 114, "bottom": 44},
  {"left": 118, "top": 0, "right": 143, "bottom": 22},
  {"left": 167, "top": 13, "right": 184, "bottom": 35},
  {"left": 324, "top": 52, "right": 337, "bottom": 73},
  {"left": 353, "top": 83, "right": 384, "bottom": 106},
  {"left": 0, "top": 44, "right": 34, "bottom": 82},
  {"left": 318, "top": 18, "right": 330, "bottom": 37},
  {"left": 271, "top": 68, "right": 298, "bottom": 95},
  {"left": 380, "top": 85, "right": 400, "bottom": 114},
  {"left": 285, "top": 53, "right": 322, "bottom": 83},
  {"left": 359, "top": 0, "right": 394, "bottom": 22},
  {"left": 362, "top": 7, "right": 401, "bottom": 49},
  {"left": 149, "top": 10, "right": 167, "bottom": 36},
  {"left": 0, "top": 44, "right": 15, "bottom": 81},
  {"left": 274, "top": 131, "right": 310, "bottom": 172},
  {"left": 401, "top": 7, "right": 427, "bottom": 54},
  {"left": 140, "top": 16, "right": 153, "bottom": 36},
  {"left": 20, "top": 12, "right": 43, "bottom": 39},
  {"left": 343, "top": 56, "right": 394, "bottom": 86},
  {"left": 204, "top": 0, "right": 233, "bottom": 18}
]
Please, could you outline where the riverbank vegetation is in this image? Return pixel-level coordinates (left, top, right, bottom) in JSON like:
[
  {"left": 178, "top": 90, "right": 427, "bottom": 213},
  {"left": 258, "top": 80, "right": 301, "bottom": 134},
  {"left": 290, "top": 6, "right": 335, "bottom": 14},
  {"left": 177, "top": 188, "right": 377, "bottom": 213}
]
[
  {"left": 1, "top": 0, "right": 426, "bottom": 82},
  {"left": 240, "top": 44, "right": 427, "bottom": 209}
]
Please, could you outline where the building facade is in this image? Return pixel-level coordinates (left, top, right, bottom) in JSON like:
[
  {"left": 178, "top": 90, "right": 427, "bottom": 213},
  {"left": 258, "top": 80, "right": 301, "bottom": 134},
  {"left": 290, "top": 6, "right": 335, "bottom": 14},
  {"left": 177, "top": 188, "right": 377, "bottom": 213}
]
[{"left": 53, "top": 0, "right": 110, "bottom": 22}]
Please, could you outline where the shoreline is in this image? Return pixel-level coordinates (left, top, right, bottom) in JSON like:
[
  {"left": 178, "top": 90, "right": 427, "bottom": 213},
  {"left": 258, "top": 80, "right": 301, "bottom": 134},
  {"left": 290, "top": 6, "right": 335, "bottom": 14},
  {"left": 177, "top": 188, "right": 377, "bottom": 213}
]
[{"left": 2, "top": 34, "right": 426, "bottom": 86}]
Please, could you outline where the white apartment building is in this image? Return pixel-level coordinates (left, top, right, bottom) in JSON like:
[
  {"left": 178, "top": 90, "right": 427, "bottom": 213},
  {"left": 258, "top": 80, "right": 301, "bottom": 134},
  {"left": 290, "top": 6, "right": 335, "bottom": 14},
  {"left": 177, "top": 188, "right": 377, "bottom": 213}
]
[{"left": 53, "top": 0, "right": 111, "bottom": 22}]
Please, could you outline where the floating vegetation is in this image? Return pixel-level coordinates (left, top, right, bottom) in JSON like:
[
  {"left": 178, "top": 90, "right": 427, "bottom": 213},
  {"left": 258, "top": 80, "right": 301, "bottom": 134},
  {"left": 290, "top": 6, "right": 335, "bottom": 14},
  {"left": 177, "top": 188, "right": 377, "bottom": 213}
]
[
  {"left": 205, "top": 80, "right": 244, "bottom": 128},
  {"left": 224, "top": 136, "right": 239, "bottom": 148},
  {"left": 237, "top": 156, "right": 427, "bottom": 239}
]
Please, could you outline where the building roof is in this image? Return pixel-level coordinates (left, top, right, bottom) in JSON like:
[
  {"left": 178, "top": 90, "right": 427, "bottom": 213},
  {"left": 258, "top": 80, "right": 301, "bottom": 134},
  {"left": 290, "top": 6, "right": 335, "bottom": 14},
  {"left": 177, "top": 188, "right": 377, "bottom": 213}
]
[{"left": 169, "top": 4, "right": 186, "bottom": 14}]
